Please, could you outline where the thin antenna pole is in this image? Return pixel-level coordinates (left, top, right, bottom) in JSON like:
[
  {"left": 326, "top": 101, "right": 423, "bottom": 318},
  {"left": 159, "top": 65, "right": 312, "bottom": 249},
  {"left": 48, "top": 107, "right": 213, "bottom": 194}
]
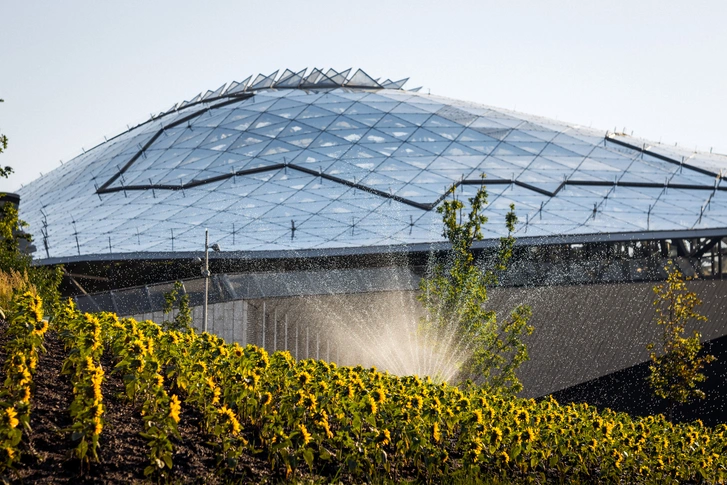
[{"left": 203, "top": 229, "right": 209, "bottom": 333}]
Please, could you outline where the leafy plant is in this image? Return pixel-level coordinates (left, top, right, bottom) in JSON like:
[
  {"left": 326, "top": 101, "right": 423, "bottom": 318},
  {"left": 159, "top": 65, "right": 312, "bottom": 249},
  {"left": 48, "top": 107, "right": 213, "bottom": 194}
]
[
  {"left": 0, "top": 292, "right": 49, "bottom": 472},
  {"left": 419, "top": 179, "right": 533, "bottom": 395},
  {"left": 647, "top": 261, "right": 716, "bottom": 417},
  {"left": 161, "top": 281, "right": 192, "bottom": 333}
]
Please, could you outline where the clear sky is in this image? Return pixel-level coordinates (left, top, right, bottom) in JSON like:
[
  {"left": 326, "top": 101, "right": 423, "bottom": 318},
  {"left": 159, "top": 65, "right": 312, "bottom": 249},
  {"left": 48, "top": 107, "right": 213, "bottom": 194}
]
[{"left": 1, "top": 0, "right": 725, "bottom": 193}]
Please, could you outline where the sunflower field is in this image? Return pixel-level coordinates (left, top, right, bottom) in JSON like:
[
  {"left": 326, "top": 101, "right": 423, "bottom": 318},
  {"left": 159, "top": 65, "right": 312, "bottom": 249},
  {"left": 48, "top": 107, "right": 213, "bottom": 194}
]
[{"left": 1, "top": 292, "right": 726, "bottom": 483}]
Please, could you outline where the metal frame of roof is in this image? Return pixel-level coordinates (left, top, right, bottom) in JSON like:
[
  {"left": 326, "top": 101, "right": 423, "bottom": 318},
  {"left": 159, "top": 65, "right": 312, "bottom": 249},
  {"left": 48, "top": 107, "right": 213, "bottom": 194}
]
[{"left": 18, "top": 69, "right": 727, "bottom": 265}]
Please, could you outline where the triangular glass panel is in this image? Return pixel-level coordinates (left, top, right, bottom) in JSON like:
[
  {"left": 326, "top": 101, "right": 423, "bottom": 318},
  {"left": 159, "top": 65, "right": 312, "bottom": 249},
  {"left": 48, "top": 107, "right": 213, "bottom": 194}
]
[
  {"left": 390, "top": 103, "right": 432, "bottom": 115},
  {"left": 423, "top": 115, "right": 464, "bottom": 129},
  {"left": 411, "top": 141, "right": 450, "bottom": 156},
  {"left": 362, "top": 128, "right": 401, "bottom": 144},
  {"left": 408, "top": 86, "right": 423, "bottom": 92},
  {"left": 325, "top": 68, "right": 351, "bottom": 85},
  {"left": 164, "top": 103, "right": 178, "bottom": 114},
  {"left": 174, "top": 131, "right": 210, "bottom": 149},
  {"left": 333, "top": 129, "right": 369, "bottom": 143},
  {"left": 427, "top": 126, "right": 465, "bottom": 141},
  {"left": 429, "top": 168, "right": 473, "bottom": 181},
  {"left": 311, "top": 144, "right": 351, "bottom": 159},
  {"left": 310, "top": 132, "right": 350, "bottom": 148},
  {"left": 312, "top": 72, "right": 339, "bottom": 88},
  {"left": 268, "top": 97, "right": 307, "bottom": 111},
  {"left": 250, "top": 70, "right": 279, "bottom": 90},
  {"left": 178, "top": 153, "right": 220, "bottom": 172},
  {"left": 345, "top": 113, "right": 385, "bottom": 127},
  {"left": 442, "top": 142, "right": 486, "bottom": 157},
  {"left": 302, "top": 68, "right": 323, "bottom": 86},
  {"left": 193, "top": 111, "right": 232, "bottom": 129},
  {"left": 229, "top": 139, "right": 272, "bottom": 158},
  {"left": 503, "top": 130, "right": 545, "bottom": 143},
  {"left": 340, "top": 145, "right": 382, "bottom": 160},
  {"left": 540, "top": 144, "right": 582, "bottom": 158},
  {"left": 491, "top": 143, "right": 533, "bottom": 157},
  {"left": 373, "top": 113, "right": 413, "bottom": 128},
  {"left": 298, "top": 104, "right": 337, "bottom": 119},
  {"left": 389, "top": 113, "right": 431, "bottom": 126},
  {"left": 278, "top": 121, "right": 318, "bottom": 138},
  {"left": 200, "top": 132, "right": 242, "bottom": 152},
  {"left": 228, "top": 133, "right": 268, "bottom": 150},
  {"left": 202, "top": 83, "right": 226, "bottom": 100},
  {"left": 360, "top": 142, "right": 400, "bottom": 157},
  {"left": 226, "top": 76, "right": 252, "bottom": 95},
  {"left": 316, "top": 101, "right": 353, "bottom": 114},
  {"left": 259, "top": 140, "right": 299, "bottom": 157},
  {"left": 298, "top": 115, "right": 337, "bottom": 131},
  {"left": 292, "top": 149, "right": 336, "bottom": 169},
  {"left": 281, "top": 133, "right": 316, "bottom": 150},
  {"left": 200, "top": 128, "right": 241, "bottom": 146},
  {"left": 268, "top": 104, "right": 307, "bottom": 120},
  {"left": 426, "top": 156, "right": 471, "bottom": 170},
  {"left": 392, "top": 143, "right": 437, "bottom": 158},
  {"left": 379, "top": 167, "right": 422, "bottom": 184},
  {"left": 435, "top": 105, "right": 477, "bottom": 125},
  {"left": 409, "top": 128, "right": 448, "bottom": 143},
  {"left": 344, "top": 102, "right": 385, "bottom": 116},
  {"left": 327, "top": 116, "right": 368, "bottom": 131},
  {"left": 250, "top": 121, "right": 290, "bottom": 139},
  {"left": 382, "top": 78, "right": 408, "bottom": 89},
  {"left": 346, "top": 68, "right": 382, "bottom": 88},
  {"left": 461, "top": 141, "right": 499, "bottom": 155},
  {"left": 377, "top": 125, "right": 417, "bottom": 140},
  {"left": 359, "top": 100, "right": 399, "bottom": 113},
  {"left": 275, "top": 68, "right": 306, "bottom": 88},
  {"left": 250, "top": 113, "right": 290, "bottom": 130}
]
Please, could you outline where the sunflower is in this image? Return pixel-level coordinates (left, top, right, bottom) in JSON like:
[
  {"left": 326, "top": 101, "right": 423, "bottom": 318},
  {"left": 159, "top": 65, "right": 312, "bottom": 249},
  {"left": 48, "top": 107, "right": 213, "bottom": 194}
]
[
  {"left": 371, "top": 387, "right": 386, "bottom": 404},
  {"left": 299, "top": 424, "right": 312, "bottom": 445},
  {"left": 4, "top": 408, "right": 19, "bottom": 429},
  {"left": 432, "top": 422, "right": 442, "bottom": 443},
  {"left": 92, "top": 416, "right": 103, "bottom": 436},
  {"left": 219, "top": 406, "right": 241, "bottom": 435},
  {"left": 362, "top": 395, "right": 377, "bottom": 415},
  {"left": 377, "top": 429, "right": 391, "bottom": 446},
  {"left": 169, "top": 395, "right": 181, "bottom": 423}
]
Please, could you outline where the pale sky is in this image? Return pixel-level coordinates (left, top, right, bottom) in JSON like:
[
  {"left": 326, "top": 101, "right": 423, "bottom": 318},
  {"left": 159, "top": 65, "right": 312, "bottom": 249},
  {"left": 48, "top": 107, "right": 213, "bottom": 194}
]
[{"left": 1, "top": 0, "right": 725, "bottom": 193}]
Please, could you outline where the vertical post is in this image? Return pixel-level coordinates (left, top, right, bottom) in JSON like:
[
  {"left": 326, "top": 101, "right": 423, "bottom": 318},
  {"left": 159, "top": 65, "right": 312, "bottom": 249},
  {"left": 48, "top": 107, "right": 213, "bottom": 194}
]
[
  {"left": 284, "top": 314, "right": 288, "bottom": 353},
  {"left": 316, "top": 331, "right": 320, "bottom": 360},
  {"left": 204, "top": 228, "right": 209, "bottom": 333},
  {"left": 306, "top": 326, "right": 309, "bottom": 359},
  {"left": 262, "top": 302, "right": 266, "bottom": 350},
  {"left": 273, "top": 308, "right": 277, "bottom": 352},
  {"left": 295, "top": 322, "right": 299, "bottom": 360},
  {"left": 327, "top": 340, "right": 330, "bottom": 363}
]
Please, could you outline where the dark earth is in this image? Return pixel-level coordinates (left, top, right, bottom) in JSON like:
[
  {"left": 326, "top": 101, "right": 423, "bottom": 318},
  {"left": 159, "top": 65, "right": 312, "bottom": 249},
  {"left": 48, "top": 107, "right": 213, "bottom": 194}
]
[{"left": 0, "top": 321, "right": 277, "bottom": 484}]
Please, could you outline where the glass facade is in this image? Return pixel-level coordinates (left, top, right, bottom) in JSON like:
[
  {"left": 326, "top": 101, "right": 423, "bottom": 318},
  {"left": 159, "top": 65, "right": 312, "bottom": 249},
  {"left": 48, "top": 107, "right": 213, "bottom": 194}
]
[{"left": 17, "top": 68, "right": 727, "bottom": 262}]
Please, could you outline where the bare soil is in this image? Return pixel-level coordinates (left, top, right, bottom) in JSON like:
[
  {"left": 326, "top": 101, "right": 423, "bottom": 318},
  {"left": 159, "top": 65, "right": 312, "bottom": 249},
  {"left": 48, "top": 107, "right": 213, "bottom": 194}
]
[{"left": 0, "top": 322, "right": 276, "bottom": 484}]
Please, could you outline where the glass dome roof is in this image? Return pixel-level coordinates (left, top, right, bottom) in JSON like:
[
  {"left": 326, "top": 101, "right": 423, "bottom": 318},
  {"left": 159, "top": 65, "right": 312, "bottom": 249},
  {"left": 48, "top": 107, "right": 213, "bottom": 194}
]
[{"left": 17, "top": 68, "right": 727, "bottom": 263}]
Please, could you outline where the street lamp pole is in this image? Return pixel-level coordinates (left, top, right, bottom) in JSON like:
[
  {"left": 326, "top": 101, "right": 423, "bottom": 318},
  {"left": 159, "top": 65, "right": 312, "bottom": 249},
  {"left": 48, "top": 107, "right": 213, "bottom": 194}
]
[
  {"left": 202, "top": 228, "right": 221, "bottom": 334},
  {"left": 204, "top": 228, "right": 210, "bottom": 333}
]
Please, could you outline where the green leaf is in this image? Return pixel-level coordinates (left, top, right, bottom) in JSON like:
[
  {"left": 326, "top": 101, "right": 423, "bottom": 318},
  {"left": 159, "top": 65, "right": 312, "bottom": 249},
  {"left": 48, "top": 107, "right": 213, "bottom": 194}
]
[{"left": 162, "top": 452, "right": 173, "bottom": 469}]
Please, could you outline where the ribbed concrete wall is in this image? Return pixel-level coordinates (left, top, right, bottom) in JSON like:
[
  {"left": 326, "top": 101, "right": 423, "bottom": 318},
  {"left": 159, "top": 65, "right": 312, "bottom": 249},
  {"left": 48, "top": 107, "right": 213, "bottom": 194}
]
[
  {"left": 129, "top": 299, "right": 248, "bottom": 345},
  {"left": 124, "top": 279, "right": 727, "bottom": 399},
  {"left": 489, "top": 279, "right": 727, "bottom": 397}
]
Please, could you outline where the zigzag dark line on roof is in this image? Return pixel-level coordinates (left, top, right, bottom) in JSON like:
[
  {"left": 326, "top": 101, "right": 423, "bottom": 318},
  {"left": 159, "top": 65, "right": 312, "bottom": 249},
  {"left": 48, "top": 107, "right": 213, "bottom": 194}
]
[{"left": 97, "top": 158, "right": 725, "bottom": 212}]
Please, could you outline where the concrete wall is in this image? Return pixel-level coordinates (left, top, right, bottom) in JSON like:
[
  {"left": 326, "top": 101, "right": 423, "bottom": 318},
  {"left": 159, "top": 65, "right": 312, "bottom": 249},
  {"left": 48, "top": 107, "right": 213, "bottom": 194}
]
[
  {"left": 129, "top": 299, "right": 248, "bottom": 345},
  {"left": 123, "top": 279, "right": 727, "bottom": 399}
]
